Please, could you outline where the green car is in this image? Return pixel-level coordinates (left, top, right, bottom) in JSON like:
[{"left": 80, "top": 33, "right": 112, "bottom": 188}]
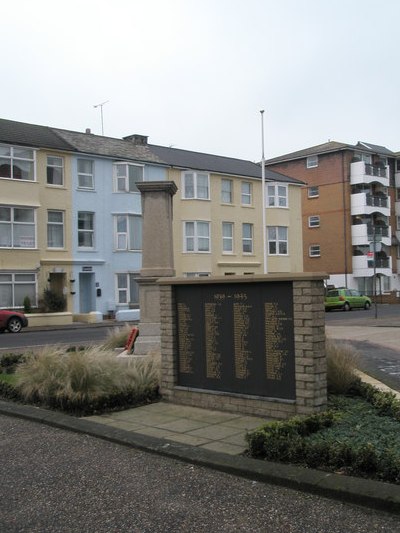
[{"left": 324, "top": 288, "right": 372, "bottom": 312}]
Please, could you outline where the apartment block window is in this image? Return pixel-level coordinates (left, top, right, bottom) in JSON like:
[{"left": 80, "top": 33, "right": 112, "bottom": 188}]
[
  {"left": 113, "top": 162, "right": 143, "bottom": 192},
  {"left": 78, "top": 159, "right": 94, "bottom": 189},
  {"left": 308, "top": 215, "right": 320, "bottom": 228},
  {"left": 78, "top": 212, "right": 94, "bottom": 248},
  {"left": 184, "top": 221, "right": 210, "bottom": 252},
  {"left": 116, "top": 273, "right": 139, "bottom": 305},
  {"left": 306, "top": 155, "right": 318, "bottom": 168},
  {"left": 241, "top": 182, "right": 252, "bottom": 205},
  {"left": 47, "top": 210, "right": 64, "bottom": 248},
  {"left": 267, "top": 184, "right": 288, "bottom": 207},
  {"left": 0, "top": 145, "right": 35, "bottom": 181},
  {"left": 222, "top": 222, "right": 234, "bottom": 253},
  {"left": 397, "top": 216, "right": 400, "bottom": 231},
  {"left": 182, "top": 171, "right": 209, "bottom": 199},
  {"left": 396, "top": 188, "right": 400, "bottom": 201},
  {"left": 309, "top": 244, "right": 321, "bottom": 257},
  {"left": 0, "top": 206, "right": 36, "bottom": 248},
  {"left": 308, "top": 186, "right": 319, "bottom": 198},
  {"left": 221, "top": 179, "right": 233, "bottom": 203},
  {"left": 0, "top": 272, "right": 37, "bottom": 308},
  {"left": 47, "top": 156, "right": 64, "bottom": 186},
  {"left": 242, "top": 223, "right": 253, "bottom": 253},
  {"left": 115, "top": 215, "right": 142, "bottom": 251},
  {"left": 268, "top": 226, "right": 288, "bottom": 255}
]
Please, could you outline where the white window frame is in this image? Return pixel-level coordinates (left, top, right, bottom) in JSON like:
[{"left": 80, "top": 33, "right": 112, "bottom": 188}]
[
  {"left": 308, "top": 186, "right": 319, "bottom": 198},
  {"left": 397, "top": 216, "right": 400, "bottom": 231},
  {"left": 113, "top": 162, "right": 144, "bottom": 193},
  {"left": 182, "top": 171, "right": 210, "bottom": 200},
  {"left": 47, "top": 155, "right": 64, "bottom": 186},
  {"left": 0, "top": 206, "right": 36, "bottom": 249},
  {"left": 0, "top": 272, "right": 37, "bottom": 309},
  {"left": 222, "top": 222, "right": 234, "bottom": 253},
  {"left": 267, "top": 183, "right": 288, "bottom": 207},
  {"left": 0, "top": 145, "right": 36, "bottom": 181},
  {"left": 78, "top": 211, "right": 95, "bottom": 248},
  {"left": 221, "top": 179, "right": 233, "bottom": 203},
  {"left": 116, "top": 272, "right": 140, "bottom": 305},
  {"left": 77, "top": 159, "right": 94, "bottom": 190},
  {"left": 306, "top": 155, "right": 318, "bottom": 168},
  {"left": 309, "top": 244, "right": 321, "bottom": 257},
  {"left": 242, "top": 223, "right": 253, "bottom": 254},
  {"left": 47, "top": 210, "right": 64, "bottom": 249},
  {"left": 241, "top": 182, "right": 252, "bottom": 205},
  {"left": 183, "top": 221, "right": 210, "bottom": 252},
  {"left": 268, "top": 226, "right": 288, "bottom": 256},
  {"left": 308, "top": 215, "right": 320, "bottom": 228},
  {"left": 114, "top": 214, "right": 142, "bottom": 251}
]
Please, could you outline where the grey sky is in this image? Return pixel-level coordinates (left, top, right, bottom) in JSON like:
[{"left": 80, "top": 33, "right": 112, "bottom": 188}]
[{"left": 2, "top": 0, "right": 400, "bottom": 161}]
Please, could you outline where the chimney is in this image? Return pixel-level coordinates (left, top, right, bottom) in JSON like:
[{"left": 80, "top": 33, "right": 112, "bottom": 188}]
[
  {"left": 123, "top": 134, "right": 148, "bottom": 146},
  {"left": 85, "top": 128, "right": 91, "bottom": 134}
]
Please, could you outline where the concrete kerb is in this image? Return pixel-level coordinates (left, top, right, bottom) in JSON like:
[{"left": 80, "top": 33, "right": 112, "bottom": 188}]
[{"left": 1, "top": 399, "right": 399, "bottom": 515}]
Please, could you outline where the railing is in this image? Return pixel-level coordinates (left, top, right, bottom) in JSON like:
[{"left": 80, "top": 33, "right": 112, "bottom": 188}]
[
  {"left": 367, "top": 225, "right": 389, "bottom": 239},
  {"left": 365, "top": 164, "right": 387, "bottom": 178},
  {"left": 367, "top": 258, "right": 390, "bottom": 268},
  {"left": 366, "top": 195, "right": 388, "bottom": 208}
]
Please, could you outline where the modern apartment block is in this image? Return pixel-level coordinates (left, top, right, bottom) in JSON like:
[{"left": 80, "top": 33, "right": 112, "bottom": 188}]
[
  {"left": 266, "top": 141, "right": 400, "bottom": 297},
  {"left": 0, "top": 118, "right": 304, "bottom": 317}
]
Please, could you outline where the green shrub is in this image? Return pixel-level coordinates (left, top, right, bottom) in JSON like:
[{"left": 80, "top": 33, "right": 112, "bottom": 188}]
[
  {"left": 355, "top": 382, "right": 400, "bottom": 421},
  {"left": 23, "top": 296, "right": 32, "bottom": 314},
  {"left": 326, "top": 339, "right": 360, "bottom": 394},
  {"left": 0, "top": 353, "right": 26, "bottom": 374},
  {"left": 13, "top": 345, "right": 160, "bottom": 415},
  {"left": 41, "top": 288, "right": 66, "bottom": 312},
  {"left": 101, "top": 323, "right": 133, "bottom": 349}
]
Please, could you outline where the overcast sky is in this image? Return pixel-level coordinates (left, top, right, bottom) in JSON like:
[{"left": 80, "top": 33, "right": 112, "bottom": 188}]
[{"left": 2, "top": 0, "right": 400, "bottom": 161}]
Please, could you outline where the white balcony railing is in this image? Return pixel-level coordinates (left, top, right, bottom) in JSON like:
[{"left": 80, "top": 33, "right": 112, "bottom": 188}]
[
  {"left": 351, "top": 192, "right": 390, "bottom": 217},
  {"left": 351, "top": 224, "right": 391, "bottom": 247},
  {"left": 350, "top": 161, "right": 389, "bottom": 187},
  {"left": 352, "top": 254, "right": 392, "bottom": 277}
]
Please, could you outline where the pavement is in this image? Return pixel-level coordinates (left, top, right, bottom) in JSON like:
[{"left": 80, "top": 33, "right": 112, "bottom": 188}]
[{"left": 2, "top": 315, "right": 400, "bottom": 515}]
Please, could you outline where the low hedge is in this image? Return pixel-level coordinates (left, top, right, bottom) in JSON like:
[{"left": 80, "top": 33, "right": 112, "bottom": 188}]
[{"left": 246, "top": 388, "right": 400, "bottom": 484}]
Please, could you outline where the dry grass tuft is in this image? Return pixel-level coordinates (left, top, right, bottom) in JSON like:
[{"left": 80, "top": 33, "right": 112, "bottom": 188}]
[
  {"left": 101, "top": 323, "right": 133, "bottom": 349},
  {"left": 326, "top": 339, "right": 360, "bottom": 394}
]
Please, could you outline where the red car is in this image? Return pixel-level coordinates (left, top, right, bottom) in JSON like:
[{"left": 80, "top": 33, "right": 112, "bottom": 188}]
[{"left": 0, "top": 310, "right": 29, "bottom": 333}]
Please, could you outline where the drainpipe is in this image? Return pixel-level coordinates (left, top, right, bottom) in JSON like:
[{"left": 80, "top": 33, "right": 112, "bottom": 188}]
[{"left": 342, "top": 152, "right": 348, "bottom": 287}]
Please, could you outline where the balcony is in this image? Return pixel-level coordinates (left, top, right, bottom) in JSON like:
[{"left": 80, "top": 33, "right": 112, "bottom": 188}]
[
  {"left": 351, "top": 223, "right": 391, "bottom": 247},
  {"left": 350, "top": 161, "right": 389, "bottom": 187},
  {"left": 395, "top": 172, "right": 400, "bottom": 188},
  {"left": 351, "top": 192, "right": 390, "bottom": 217},
  {"left": 352, "top": 254, "right": 392, "bottom": 277}
]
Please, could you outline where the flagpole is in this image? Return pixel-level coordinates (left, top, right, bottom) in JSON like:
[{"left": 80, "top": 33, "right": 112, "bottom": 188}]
[{"left": 260, "top": 110, "right": 268, "bottom": 274}]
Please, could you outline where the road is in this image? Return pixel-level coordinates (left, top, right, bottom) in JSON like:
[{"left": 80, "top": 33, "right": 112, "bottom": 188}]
[
  {"left": 0, "top": 323, "right": 119, "bottom": 352},
  {"left": 1, "top": 415, "right": 399, "bottom": 533}
]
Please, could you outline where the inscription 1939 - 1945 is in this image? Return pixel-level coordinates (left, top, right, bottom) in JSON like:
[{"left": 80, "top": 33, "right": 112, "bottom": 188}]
[{"left": 175, "top": 282, "right": 295, "bottom": 400}]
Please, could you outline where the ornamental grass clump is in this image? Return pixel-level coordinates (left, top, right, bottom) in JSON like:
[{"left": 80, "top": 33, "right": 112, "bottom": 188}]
[
  {"left": 102, "top": 323, "right": 133, "bottom": 349},
  {"left": 326, "top": 339, "right": 360, "bottom": 394},
  {"left": 14, "top": 345, "right": 161, "bottom": 414}
]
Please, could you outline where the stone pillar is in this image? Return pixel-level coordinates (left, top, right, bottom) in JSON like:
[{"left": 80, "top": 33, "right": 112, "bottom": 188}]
[{"left": 135, "top": 181, "right": 177, "bottom": 354}]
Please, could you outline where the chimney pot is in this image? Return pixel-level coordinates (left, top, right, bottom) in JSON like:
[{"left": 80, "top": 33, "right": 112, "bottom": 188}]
[{"left": 85, "top": 128, "right": 91, "bottom": 134}]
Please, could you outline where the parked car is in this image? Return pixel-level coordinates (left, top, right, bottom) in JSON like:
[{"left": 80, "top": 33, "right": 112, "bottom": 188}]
[
  {"left": 0, "top": 310, "right": 29, "bottom": 333},
  {"left": 324, "top": 288, "right": 372, "bottom": 312}
]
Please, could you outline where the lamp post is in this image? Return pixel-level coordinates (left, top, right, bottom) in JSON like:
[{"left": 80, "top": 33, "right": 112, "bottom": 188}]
[
  {"left": 260, "top": 110, "right": 267, "bottom": 274},
  {"left": 372, "top": 224, "right": 378, "bottom": 319}
]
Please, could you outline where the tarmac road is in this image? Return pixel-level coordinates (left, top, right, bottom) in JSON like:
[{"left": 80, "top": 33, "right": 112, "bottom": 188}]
[{"left": 2, "top": 415, "right": 399, "bottom": 533}]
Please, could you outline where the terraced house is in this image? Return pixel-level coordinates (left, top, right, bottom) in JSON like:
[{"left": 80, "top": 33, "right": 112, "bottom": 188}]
[
  {"left": 0, "top": 118, "right": 304, "bottom": 318},
  {"left": 266, "top": 141, "right": 400, "bottom": 298}
]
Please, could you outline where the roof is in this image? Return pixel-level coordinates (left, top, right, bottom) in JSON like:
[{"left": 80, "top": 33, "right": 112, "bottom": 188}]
[
  {"left": 265, "top": 141, "right": 351, "bottom": 164},
  {"left": 147, "top": 144, "right": 303, "bottom": 183},
  {"left": 266, "top": 140, "right": 396, "bottom": 165},
  {"left": 53, "top": 128, "right": 164, "bottom": 165},
  {"left": 0, "top": 118, "right": 75, "bottom": 151},
  {"left": 0, "top": 118, "right": 303, "bottom": 184}
]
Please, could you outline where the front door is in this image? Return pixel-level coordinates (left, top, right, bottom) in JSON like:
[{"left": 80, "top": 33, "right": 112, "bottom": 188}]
[{"left": 79, "top": 272, "right": 96, "bottom": 313}]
